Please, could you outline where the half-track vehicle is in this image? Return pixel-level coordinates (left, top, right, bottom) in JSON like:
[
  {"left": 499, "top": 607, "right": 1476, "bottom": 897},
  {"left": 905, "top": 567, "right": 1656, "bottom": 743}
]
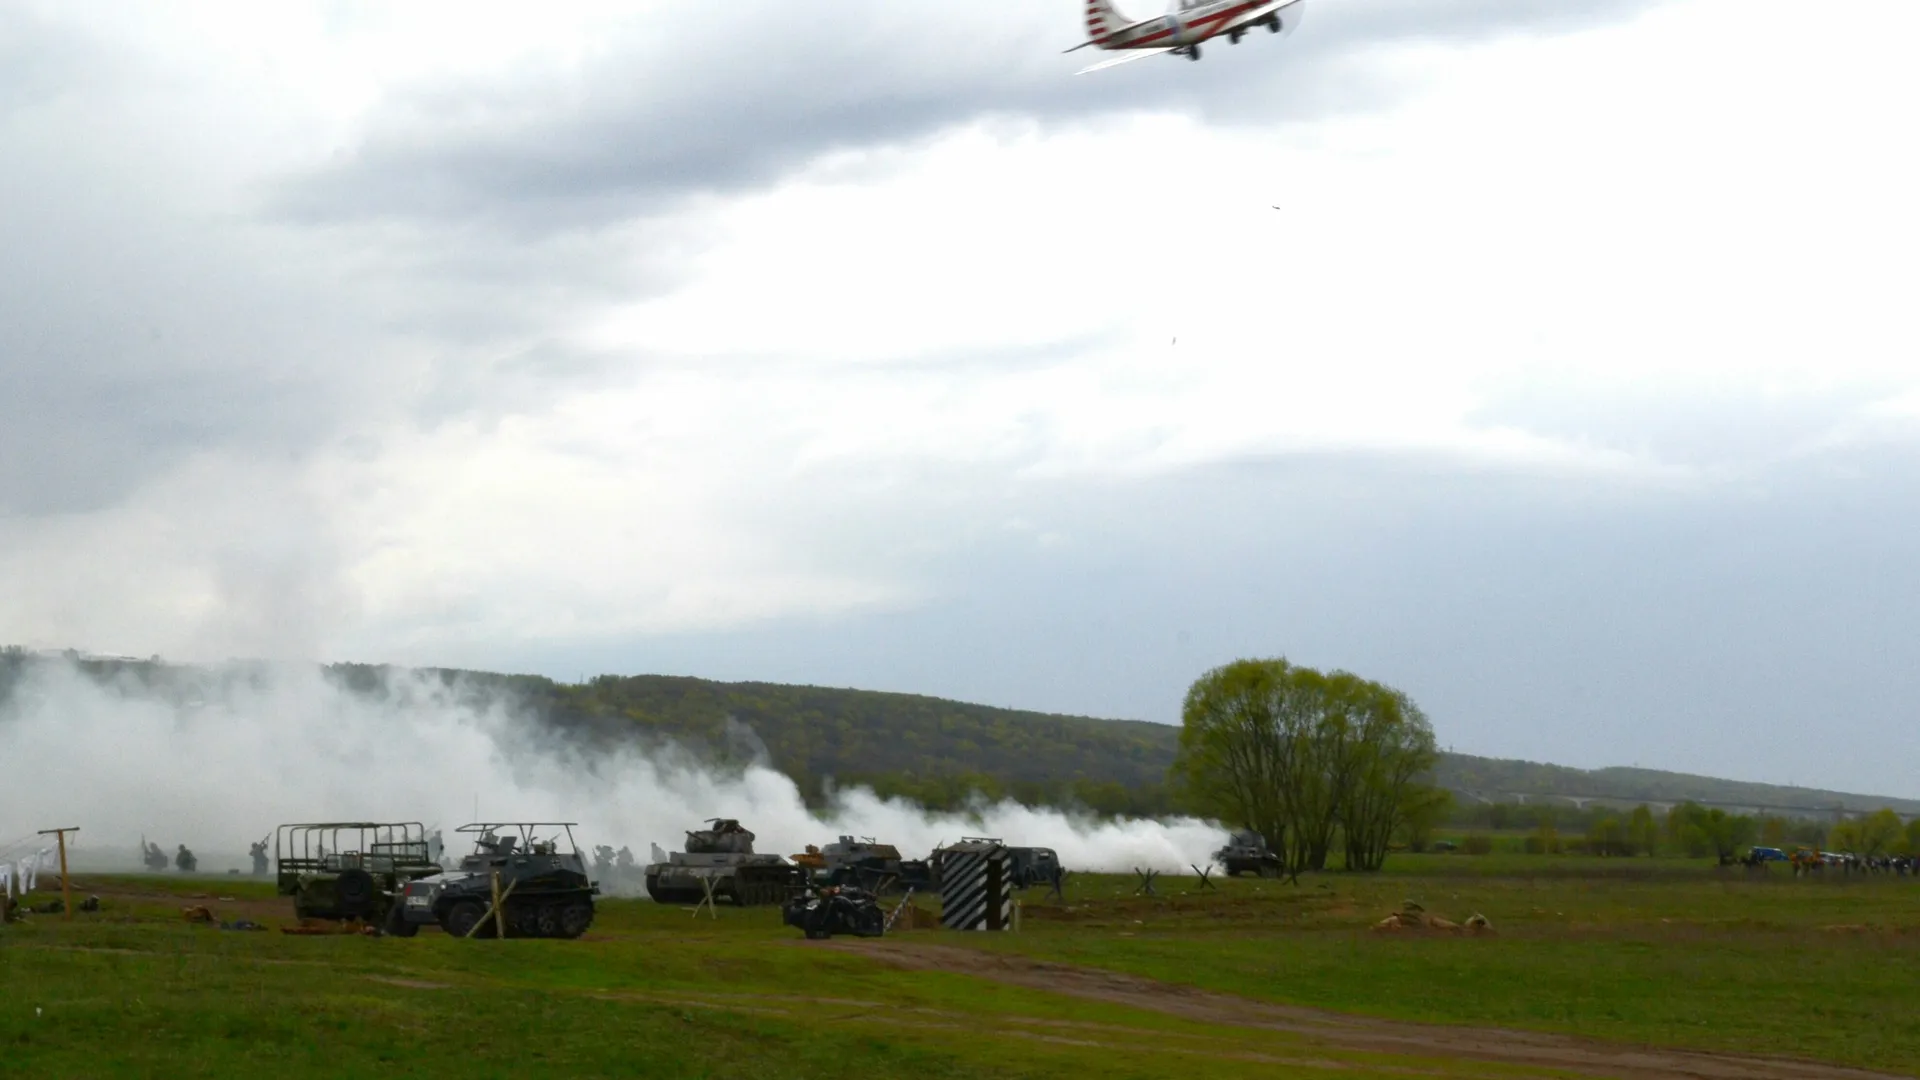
[
  {"left": 274, "top": 822, "right": 443, "bottom": 924},
  {"left": 390, "top": 822, "right": 598, "bottom": 939},
  {"left": 782, "top": 883, "right": 886, "bottom": 939},
  {"left": 1214, "top": 828, "right": 1282, "bottom": 877},
  {"left": 645, "top": 818, "right": 803, "bottom": 906}
]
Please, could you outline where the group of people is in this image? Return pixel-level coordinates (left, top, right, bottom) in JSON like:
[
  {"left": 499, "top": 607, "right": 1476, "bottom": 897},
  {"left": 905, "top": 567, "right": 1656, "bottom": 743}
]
[
  {"left": 1758, "top": 846, "right": 1920, "bottom": 876},
  {"left": 142, "top": 840, "right": 197, "bottom": 872}
]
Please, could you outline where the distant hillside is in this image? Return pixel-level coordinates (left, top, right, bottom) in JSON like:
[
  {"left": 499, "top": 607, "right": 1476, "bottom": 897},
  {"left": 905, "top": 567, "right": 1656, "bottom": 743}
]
[
  {"left": 7, "top": 649, "right": 1915, "bottom": 818},
  {"left": 1433, "top": 756, "right": 1920, "bottom": 817}
]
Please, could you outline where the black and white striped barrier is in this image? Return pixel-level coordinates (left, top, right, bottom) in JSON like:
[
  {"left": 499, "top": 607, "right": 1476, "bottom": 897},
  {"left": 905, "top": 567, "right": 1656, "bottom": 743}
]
[{"left": 938, "top": 839, "right": 1013, "bottom": 932}]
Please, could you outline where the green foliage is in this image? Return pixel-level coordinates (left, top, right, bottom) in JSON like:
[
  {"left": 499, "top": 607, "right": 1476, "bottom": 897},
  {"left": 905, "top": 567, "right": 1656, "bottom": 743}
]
[
  {"left": 1397, "top": 787, "right": 1453, "bottom": 853},
  {"left": 1172, "top": 657, "right": 1438, "bottom": 877},
  {"left": 1461, "top": 833, "right": 1494, "bottom": 855},
  {"left": 1627, "top": 805, "right": 1658, "bottom": 857}
]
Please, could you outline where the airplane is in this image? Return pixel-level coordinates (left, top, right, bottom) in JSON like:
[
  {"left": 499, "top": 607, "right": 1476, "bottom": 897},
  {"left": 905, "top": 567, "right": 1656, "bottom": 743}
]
[{"left": 1066, "top": 0, "right": 1306, "bottom": 74}]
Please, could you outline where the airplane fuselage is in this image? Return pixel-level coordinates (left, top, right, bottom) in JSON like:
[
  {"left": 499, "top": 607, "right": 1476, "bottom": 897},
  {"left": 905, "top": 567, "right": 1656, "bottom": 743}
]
[{"left": 1096, "top": 1, "right": 1284, "bottom": 51}]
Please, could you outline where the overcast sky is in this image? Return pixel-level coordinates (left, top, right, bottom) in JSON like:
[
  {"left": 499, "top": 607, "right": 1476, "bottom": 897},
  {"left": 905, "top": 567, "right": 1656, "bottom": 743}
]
[{"left": 4, "top": 0, "right": 1918, "bottom": 797}]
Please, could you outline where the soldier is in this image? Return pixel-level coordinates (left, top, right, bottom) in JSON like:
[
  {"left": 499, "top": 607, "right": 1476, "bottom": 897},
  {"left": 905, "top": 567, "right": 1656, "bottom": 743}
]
[
  {"left": 176, "top": 844, "right": 197, "bottom": 873},
  {"left": 249, "top": 840, "right": 270, "bottom": 876},
  {"left": 427, "top": 830, "right": 445, "bottom": 865},
  {"left": 616, "top": 846, "right": 636, "bottom": 872},
  {"left": 593, "top": 845, "right": 615, "bottom": 876}
]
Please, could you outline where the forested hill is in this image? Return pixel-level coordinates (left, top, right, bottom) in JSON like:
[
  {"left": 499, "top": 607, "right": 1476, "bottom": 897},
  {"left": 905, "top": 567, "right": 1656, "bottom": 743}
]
[
  {"left": 346, "top": 664, "right": 1920, "bottom": 817},
  {"left": 8, "top": 649, "right": 1916, "bottom": 816}
]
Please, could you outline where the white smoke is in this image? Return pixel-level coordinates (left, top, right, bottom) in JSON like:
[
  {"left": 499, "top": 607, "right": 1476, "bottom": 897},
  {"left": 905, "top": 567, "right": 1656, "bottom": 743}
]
[{"left": 0, "top": 659, "right": 1225, "bottom": 881}]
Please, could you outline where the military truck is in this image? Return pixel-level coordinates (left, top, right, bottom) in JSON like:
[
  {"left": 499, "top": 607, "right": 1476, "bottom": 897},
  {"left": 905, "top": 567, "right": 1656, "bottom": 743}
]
[
  {"left": 274, "top": 822, "right": 443, "bottom": 924},
  {"left": 1005, "top": 846, "right": 1062, "bottom": 889},
  {"left": 645, "top": 818, "right": 803, "bottom": 906},
  {"left": 1213, "top": 828, "right": 1283, "bottom": 877},
  {"left": 389, "top": 822, "right": 597, "bottom": 939}
]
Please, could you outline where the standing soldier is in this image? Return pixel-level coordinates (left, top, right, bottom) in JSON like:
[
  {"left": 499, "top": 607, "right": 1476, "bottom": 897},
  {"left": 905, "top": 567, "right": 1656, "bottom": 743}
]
[
  {"left": 250, "top": 839, "right": 270, "bottom": 876},
  {"left": 176, "top": 844, "right": 197, "bottom": 873}
]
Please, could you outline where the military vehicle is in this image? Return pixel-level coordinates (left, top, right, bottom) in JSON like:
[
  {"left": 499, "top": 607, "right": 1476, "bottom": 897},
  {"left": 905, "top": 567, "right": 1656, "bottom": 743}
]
[
  {"left": 1214, "top": 828, "right": 1283, "bottom": 877},
  {"left": 645, "top": 818, "right": 803, "bottom": 906},
  {"left": 389, "top": 822, "right": 597, "bottom": 939},
  {"left": 274, "top": 822, "right": 443, "bottom": 924},
  {"left": 782, "top": 884, "right": 886, "bottom": 940},
  {"left": 917, "top": 840, "right": 1058, "bottom": 892},
  {"left": 791, "top": 835, "right": 934, "bottom": 894},
  {"left": 1005, "top": 846, "right": 1062, "bottom": 889}
]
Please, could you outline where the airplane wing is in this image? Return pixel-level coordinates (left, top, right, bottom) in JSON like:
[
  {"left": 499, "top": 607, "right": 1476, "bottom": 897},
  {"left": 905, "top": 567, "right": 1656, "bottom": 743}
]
[{"left": 1075, "top": 47, "right": 1175, "bottom": 75}]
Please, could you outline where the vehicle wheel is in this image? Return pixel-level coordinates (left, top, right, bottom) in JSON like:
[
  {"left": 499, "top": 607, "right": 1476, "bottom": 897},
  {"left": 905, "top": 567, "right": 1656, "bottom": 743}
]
[
  {"left": 336, "top": 869, "right": 377, "bottom": 918},
  {"left": 383, "top": 903, "right": 418, "bottom": 938},
  {"left": 443, "top": 899, "right": 489, "bottom": 939},
  {"left": 557, "top": 901, "right": 593, "bottom": 939},
  {"left": 536, "top": 905, "right": 561, "bottom": 938}
]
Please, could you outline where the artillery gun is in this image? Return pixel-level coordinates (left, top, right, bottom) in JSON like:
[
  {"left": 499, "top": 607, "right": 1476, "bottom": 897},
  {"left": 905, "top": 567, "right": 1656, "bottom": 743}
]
[
  {"left": 273, "top": 822, "right": 443, "bottom": 925},
  {"left": 1213, "top": 828, "right": 1282, "bottom": 877},
  {"left": 645, "top": 818, "right": 803, "bottom": 906},
  {"left": 389, "top": 823, "right": 598, "bottom": 939}
]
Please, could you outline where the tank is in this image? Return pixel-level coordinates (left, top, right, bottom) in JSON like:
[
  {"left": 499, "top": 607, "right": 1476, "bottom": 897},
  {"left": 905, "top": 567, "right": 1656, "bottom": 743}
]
[
  {"left": 645, "top": 819, "right": 803, "bottom": 906},
  {"left": 389, "top": 822, "right": 598, "bottom": 939},
  {"left": 792, "top": 835, "right": 931, "bottom": 893},
  {"left": 1213, "top": 828, "right": 1282, "bottom": 877}
]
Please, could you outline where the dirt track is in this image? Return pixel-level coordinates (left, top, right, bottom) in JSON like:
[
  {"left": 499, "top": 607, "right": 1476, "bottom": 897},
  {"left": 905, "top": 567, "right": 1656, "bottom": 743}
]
[{"left": 816, "top": 940, "right": 1906, "bottom": 1080}]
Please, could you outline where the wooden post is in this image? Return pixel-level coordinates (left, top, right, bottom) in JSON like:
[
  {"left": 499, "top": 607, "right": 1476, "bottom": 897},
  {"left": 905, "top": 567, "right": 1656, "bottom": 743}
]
[
  {"left": 37, "top": 828, "right": 78, "bottom": 922},
  {"left": 490, "top": 870, "right": 506, "bottom": 939}
]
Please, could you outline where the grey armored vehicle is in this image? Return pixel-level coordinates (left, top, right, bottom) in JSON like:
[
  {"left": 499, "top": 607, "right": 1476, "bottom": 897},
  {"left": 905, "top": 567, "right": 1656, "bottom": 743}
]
[
  {"left": 1214, "top": 828, "right": 1283, "bottom": 877},
  {"left": 274, "top": 822, "right": 443, "bottom": 924},
  {"left": 792, "top": 835, "right": 933, "bottom": 894},
  {"left": 389, "top": 822, "right": 597, "bottom": 939},
  {"left": 645, "top": 818, "right": 803, "bottom": 906}
]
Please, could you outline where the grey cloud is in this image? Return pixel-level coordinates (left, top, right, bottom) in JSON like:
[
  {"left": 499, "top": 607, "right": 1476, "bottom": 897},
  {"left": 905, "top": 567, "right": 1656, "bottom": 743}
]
[
  {"left": 461, "top": 434, "right": 1920, "bottom": 799},
  {"left": 274, "top": 0, "right": 1668, "bottom": 233}
]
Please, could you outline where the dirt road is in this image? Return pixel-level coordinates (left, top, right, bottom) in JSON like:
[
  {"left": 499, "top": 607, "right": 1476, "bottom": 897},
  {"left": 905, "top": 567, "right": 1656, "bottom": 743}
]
[{"left": 817, "top": 940, "right": 1906, "bottom": 1080}]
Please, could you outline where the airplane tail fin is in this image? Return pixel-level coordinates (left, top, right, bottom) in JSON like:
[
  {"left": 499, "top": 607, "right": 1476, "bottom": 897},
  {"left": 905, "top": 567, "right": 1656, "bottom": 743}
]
[{"left": 1084, "top": 0, "right": 1131, "bottom": 43}]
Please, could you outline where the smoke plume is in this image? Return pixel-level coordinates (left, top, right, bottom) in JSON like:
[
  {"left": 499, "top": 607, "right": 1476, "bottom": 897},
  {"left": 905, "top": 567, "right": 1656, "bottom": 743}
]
[{"left": 0, "top": 658, "right": 1225, "bottom": 883}]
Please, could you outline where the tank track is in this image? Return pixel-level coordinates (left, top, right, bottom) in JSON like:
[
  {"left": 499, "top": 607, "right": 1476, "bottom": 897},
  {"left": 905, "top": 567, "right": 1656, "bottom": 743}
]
[
  {"left": 645, "top": 866, "right": 798, "bottom": 906},
  {"left": 442, "top": 892, "right": 594, "bottom": 939}
]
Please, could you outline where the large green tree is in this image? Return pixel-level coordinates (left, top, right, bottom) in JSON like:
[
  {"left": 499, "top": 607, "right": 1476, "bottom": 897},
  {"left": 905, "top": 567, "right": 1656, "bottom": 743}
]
[{"left": 1172, "top": 657, "right": 1438, "bottom": 878}]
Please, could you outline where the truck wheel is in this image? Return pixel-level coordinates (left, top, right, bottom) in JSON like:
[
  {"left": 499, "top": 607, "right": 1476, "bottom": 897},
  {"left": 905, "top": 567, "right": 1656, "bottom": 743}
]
[
  {"left": 336, "top": 869, "right": 377, "bottom": 918},
  {"left": 443, "top": 899, "right": 489, "bottom": 939}
]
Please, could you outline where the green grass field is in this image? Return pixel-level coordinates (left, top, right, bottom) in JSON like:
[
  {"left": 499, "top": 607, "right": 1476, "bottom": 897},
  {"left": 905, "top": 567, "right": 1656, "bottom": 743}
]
[{"left": 3, "top": 856, "right": 1916, "bottom": 1078}]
